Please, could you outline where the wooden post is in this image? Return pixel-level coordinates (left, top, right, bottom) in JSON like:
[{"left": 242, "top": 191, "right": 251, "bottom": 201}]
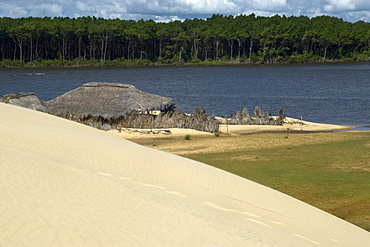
[{"left": 223, "top": 118, "right": 229, "bottom": 134}]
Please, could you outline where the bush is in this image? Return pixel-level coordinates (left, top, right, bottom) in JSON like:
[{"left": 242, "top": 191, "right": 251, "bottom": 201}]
[
  {"left": 352, "top": 50, "right": 370, "bottom": 61},
  {"left": 288, "top": 52, "right": 321, "bottom": 63},
  {"left": 133, "top": 59, "right": 151, "bottom": 66},
  {"left": 0, "top": 59, "right": 24, "bottom": 67},
  {"left": 184, "top": 134, "right": 191, "bottom": 140},
  {"left": 190, "top": 58, "right": 201, "bottom": 64}
]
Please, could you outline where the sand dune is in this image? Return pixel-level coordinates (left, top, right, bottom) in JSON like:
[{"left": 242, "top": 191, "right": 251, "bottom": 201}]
[{"left": 1, "top": 102, "right": 369, "bottom": 246}]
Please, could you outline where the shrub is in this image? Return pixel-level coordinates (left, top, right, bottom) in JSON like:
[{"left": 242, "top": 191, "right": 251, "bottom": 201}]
[
  {"left": 184, "top": 134, "right": 191, "bottom": 140},
  {"left": 0, "top": 59, "right": 23, "bottom": 67},
  {"left": 190, "top": 58, "right": 201, "bottom": 64}
]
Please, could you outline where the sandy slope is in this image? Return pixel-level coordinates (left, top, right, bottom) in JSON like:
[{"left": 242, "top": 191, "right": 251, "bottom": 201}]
[{"left": 1, "top": 103, "right": 369, "bottom": 247}]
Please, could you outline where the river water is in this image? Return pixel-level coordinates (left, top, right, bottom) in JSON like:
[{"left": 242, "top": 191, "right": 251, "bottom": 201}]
[{"left": 1, "top": 63, "right": 369, "bottom": 128}]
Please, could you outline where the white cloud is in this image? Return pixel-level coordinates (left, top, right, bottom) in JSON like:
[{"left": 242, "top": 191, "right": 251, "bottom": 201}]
[
  {"left": 185, "top": 0, "right": 239, "bottom": 13},
  {"left": 324, "top": 0, "right": 357, "bottom": 12},
  {"left": 75, "top": 1, "right": 96, "bottom": 13},
  {"left": 154, "top": 15, "right": 182, "bottom": 23},
  {"left": 349, "top": 10, "right": 370, "bottom": 21},
  {"left": 0, "top": 0, "right": 369, "bottom": 22},
  {"left": 29, "top": 3, "right": 63, "bottom": 16},
  {"left": 0, "top": 2, "right": 28, "bottom": 17},
  {"left": 251, "top": 0, "right": 288, "bottom": 11}
]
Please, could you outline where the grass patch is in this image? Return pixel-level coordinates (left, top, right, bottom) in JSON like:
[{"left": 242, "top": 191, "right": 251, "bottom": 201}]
[{"left": 181, "top": 131, "right": 370, "bottom": 231}]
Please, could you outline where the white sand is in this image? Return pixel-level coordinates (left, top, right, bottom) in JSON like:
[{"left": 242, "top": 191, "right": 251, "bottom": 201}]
[
  {"left": 108, "top": 118, "right": 350, "bottom": 139},
  {"left": 1, "top": 102, "right": 369, "bottom": 246},
  {"left": 219, "top": 118, "right": 351, "bottom": 135}
]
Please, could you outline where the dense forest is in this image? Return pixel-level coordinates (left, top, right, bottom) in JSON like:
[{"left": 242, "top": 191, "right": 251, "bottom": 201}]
[{"left": 0, "top": 14, "right": 369, "bottom": 67}]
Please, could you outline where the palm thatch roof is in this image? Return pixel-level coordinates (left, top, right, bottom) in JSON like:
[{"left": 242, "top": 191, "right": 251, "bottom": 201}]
[
  {"left": 0, "top": 93, "right": 47, "bottom": 112},
  {"left": 45, "top": 82, "right": 171, "bottom": 119}
]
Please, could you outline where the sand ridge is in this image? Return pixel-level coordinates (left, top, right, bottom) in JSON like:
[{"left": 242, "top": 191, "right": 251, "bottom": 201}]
[{"left": 1, "top": 103, "right": 370, "bottom": 246}]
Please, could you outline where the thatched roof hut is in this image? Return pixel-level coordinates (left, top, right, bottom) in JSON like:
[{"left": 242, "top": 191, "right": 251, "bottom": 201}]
[
  {"left": 0, "top": 93, "right": 47, "bottom": 112},
  {"left": 45, "top": 82, "right": 171, "bottom": 129}
]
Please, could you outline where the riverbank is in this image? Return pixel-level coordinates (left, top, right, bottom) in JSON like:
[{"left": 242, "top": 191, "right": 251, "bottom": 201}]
[
  {"left": 108, "top": 117, "right": 351, "bottom": 139},
  {"left": 1, "top": 58, "right": 369, "bottom": 69}
]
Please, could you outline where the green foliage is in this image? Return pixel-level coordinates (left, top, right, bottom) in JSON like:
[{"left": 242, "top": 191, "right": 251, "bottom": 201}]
[
  {"left": 0, "top": 59, "right": 23, "bottom": 67},
  {"left": 190, "top": 58, "right": 202, "bottom": 63},
  {"left": 351, "top": 50, "right": 370, "bottom": 61},
  {"left": 0, "top": 15, "right": 369, "bottom": 67},
  {"left": 214, "top": 132, "right": 220, "bottom": 137},
  {"left": 184, "top": 134, "right": 191, "bottom": 140},
  {"left": 288, "top": 52, "right": 321, "bottom": 63}
]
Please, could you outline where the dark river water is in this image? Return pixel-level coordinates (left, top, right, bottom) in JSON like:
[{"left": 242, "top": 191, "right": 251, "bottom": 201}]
[{"left": 1, "top": 63, "right": 369, "bottom": 128}]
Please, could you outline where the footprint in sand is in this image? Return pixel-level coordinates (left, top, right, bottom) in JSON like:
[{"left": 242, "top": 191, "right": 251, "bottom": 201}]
[
  {"left": 98, "top": 172, "right": 115, "bottom": 177},
  {"left": 203, "top": 202, "right": 240, "bottom": 214},
  {"left": 166, "top": 191, "right": 188, "bottom": 198},
  {"left": 245, "top": 218, "right": 273, "bottom": 228},
  {"left": 292, "top": 234, "right": 322, "bottom": 246},
  {"left": 243, "top": 212, "right": 261, "bottom": 218},
  {"left": 269, "top": 220, "right": 286, "bottom": 225}
]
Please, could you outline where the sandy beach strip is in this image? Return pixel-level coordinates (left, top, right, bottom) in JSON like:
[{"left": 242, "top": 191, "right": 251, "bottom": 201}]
[
  {"left": 1, "top": 102, "right": 369, "bottom": 246},
  {"left": 108, "top": 117, "right": 351, "bottom": 139}
]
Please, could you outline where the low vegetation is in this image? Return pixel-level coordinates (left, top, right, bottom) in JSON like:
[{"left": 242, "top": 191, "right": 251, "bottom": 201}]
[{"left": 130, "top": 131, "right": 370, "bottom": 232}]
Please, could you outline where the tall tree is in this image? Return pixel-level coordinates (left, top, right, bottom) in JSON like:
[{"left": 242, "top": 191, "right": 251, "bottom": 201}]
[{"left": 0, "top": 15, "right": 369, "bottom": 65}]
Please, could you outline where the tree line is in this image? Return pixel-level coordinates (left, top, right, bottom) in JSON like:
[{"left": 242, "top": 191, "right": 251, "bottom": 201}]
[{"left": 0, "top": 14, "right": 369, "bottom": 67}]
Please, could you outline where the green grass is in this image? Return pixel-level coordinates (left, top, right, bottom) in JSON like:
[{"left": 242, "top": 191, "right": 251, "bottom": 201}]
[{"left": 183, "top": 132, "right": 370, "bottom": 231}]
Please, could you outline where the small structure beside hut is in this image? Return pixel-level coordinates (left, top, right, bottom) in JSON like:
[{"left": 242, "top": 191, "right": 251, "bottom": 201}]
[
  {"left": 45, "top": 82, "right": 172, "bottom": 130},
  {"left": 228, "top": 106, "right": 286, "bottom": 125},
  {"left": 0, "top": 93, "right": 47, "bottom": 112}
]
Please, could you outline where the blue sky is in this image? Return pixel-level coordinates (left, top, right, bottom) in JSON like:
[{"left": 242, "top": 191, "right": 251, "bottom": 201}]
[{"left": 1, "top": 0, "right": 369, "bottom": 22}]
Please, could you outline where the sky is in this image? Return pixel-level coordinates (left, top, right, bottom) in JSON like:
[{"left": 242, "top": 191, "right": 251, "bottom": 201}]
[{"left": 0, "top": 0, "right": 369, "bottom": 22}]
